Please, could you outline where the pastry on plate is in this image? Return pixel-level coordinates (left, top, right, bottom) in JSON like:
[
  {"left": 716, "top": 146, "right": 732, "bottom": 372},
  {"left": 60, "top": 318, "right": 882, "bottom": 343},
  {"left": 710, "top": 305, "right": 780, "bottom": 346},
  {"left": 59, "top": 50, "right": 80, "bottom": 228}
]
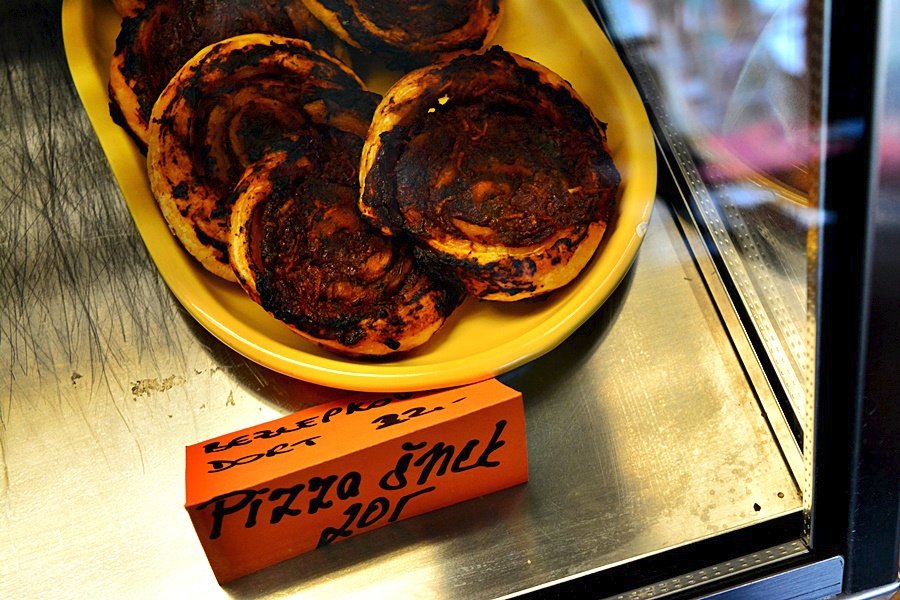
[
  {"left": 300, "top": 0, "right": 502, "bottom": 70},
  {"left": 110, "top": 0, "right": 144, "bottom": 17},
  {"left": 147, "top": 33, "right": 379, "bottom": 281},
  {"left": 359, "top": 46, "right": 621, "bottom": 301},
  {"left": 230, "top": 139, "right": 464, "bottom": 357},
  {"left": 109, "top": 0, "right": 340, "bottom": 149}
]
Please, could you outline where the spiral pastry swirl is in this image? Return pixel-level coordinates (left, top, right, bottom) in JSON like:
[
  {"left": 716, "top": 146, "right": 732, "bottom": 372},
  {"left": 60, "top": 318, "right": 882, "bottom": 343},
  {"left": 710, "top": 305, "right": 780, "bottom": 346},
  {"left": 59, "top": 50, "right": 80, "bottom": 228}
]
[
  {"left": 147, "top": 34, "right": 379, "bottom": 280},
  {"left": 109, "top": 0, "right": 340, "bottom": 149},
  {"left": 360, "top": 47, "right": 621, "bottom": 301},
  {"left": 230, "top": 138, "right": 464, "bottom": 357},
  {"left": 300, "top": 0, "right": 502, "bottom": 70}
]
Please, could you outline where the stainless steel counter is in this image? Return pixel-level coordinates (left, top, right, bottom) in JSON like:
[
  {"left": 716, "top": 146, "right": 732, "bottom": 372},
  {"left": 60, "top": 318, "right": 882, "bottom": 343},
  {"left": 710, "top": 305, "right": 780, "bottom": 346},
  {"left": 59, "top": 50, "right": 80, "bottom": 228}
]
[{"left": 0, "top": 2, "right": 801, "bottom": 598}]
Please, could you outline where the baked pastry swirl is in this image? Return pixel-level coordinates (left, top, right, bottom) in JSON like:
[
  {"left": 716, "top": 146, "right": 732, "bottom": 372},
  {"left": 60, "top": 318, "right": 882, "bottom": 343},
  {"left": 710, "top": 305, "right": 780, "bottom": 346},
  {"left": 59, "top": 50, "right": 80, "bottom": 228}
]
[
  {"left": 359, "top": 47, "right": 621, "bottom": 301},
  {"left": 300, "top": 0, "right": 502, "bottom": 70},
  {"left": 147, "top": 34, "right": 379, "bottom": 280},
  {"left": 109, "top": 0, "right": 339, "bottom": 149},
  {"left": 230, "top": 139, "right": 464, "bottom": 356}
]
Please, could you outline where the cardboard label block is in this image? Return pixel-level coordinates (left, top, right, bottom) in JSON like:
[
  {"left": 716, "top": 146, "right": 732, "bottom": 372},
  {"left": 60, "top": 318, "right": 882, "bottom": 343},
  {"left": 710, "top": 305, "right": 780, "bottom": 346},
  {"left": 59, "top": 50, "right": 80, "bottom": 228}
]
[{"left": 185, "top": 379, "right": 528, "bottom": 582}]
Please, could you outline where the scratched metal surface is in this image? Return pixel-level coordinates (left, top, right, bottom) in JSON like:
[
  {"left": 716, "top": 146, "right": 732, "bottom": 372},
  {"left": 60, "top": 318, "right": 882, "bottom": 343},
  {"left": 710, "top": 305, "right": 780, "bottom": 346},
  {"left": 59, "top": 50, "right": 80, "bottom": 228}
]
[{"left": 0, "top": 2, "right": 801, "bottom": 599}]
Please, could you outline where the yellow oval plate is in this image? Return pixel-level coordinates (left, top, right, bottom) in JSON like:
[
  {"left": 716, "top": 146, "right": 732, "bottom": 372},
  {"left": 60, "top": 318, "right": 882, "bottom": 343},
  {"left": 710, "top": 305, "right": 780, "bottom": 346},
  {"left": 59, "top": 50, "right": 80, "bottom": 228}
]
[{"left": 62, "top": 0, "right": 656, "bottom": 392}]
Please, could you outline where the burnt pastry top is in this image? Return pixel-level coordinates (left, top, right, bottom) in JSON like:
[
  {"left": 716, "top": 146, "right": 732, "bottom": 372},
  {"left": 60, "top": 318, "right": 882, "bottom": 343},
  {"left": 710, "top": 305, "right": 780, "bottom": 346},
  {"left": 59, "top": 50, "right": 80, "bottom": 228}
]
[
  {"left": 229, "top": 139, "right": 464, "bottom": 357},
  {"left": 147, "top": 33, "right": 379, "bottom": 280},
  {"left": 111, "top": 0, "right": 145, "bottom": 17},
  {"left": 360, "top": 47, "right": 621, "bottom": 300},
  {"left": 300, "top": 0, "right": 502, "bottom": 70},
  {"left": 109, "top": 0, "right": 340, "bottom": 149}
]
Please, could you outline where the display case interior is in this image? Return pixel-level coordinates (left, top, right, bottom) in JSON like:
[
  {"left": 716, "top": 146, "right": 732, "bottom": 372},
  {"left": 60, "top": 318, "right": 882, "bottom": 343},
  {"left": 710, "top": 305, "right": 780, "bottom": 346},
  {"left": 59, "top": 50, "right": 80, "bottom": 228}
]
[{"left": 3, "top": 0, "right": 897, "bottom": 598}]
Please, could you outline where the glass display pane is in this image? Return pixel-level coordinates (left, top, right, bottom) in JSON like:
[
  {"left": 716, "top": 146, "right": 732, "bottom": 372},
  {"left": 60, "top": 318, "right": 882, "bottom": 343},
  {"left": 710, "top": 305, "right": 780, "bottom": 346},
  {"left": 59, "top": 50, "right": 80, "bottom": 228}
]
[{"left": 598, "top": 0, "right": 819, "bottom": 424}]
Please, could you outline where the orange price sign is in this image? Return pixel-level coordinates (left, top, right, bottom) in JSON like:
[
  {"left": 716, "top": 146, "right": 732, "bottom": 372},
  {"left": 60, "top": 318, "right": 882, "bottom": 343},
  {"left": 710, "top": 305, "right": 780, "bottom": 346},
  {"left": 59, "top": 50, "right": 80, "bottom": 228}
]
[{"left": 185, "top": 378, "right": 528, "bottom": 582}]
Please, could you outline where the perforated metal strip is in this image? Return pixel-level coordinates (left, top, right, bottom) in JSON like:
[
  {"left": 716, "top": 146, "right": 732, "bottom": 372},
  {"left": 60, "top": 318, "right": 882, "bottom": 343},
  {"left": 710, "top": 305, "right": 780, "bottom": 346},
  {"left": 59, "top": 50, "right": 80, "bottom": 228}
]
[{"left": 603, "top": 540, "right": 809, "bottom": 600}]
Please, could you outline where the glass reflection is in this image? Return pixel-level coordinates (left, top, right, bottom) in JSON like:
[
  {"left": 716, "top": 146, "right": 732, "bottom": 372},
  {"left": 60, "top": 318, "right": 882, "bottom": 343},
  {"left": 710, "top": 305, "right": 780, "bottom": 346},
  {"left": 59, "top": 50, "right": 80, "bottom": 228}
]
[
  {"left": 609, "top": 0, "right": 812, "bottom": 195},
  {"left": 599, "top": 0, "right": 818, "bottom": 419}
]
